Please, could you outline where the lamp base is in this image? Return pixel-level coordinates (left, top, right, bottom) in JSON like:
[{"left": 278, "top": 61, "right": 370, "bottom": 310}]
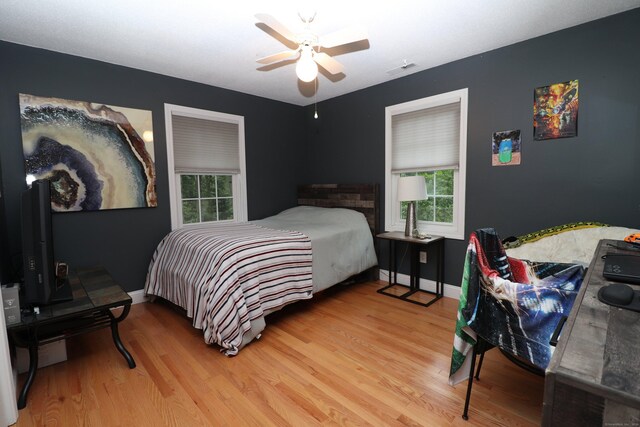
[{"left": 405, "top": 201, "right": 417, "bottom": 237}]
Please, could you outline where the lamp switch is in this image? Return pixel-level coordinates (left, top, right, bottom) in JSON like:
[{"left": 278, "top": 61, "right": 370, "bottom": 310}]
[{"left": 420, "top": 251, "right": 427, "bottom": 263}]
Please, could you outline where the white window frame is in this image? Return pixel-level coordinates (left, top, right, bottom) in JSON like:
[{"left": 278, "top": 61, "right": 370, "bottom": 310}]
[
  {"left": 384, "top": 88, "right": 468, "bottom": 240},
  {"left": 164, "top": 104, "right": 247, "bottom": 229}
]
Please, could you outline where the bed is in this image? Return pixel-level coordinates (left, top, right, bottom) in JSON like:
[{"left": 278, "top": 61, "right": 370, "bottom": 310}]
[{"left": 144, "top": 184, "right": 379, "bottom": 355}]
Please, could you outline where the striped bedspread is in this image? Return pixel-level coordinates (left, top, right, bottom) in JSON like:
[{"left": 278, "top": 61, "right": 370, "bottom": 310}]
[{"left": 144, "top": 223, "right": 313, "bottom": 355}]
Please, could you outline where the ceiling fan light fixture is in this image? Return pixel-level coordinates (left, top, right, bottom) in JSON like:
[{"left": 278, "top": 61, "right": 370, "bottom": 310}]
[
  {"left": 298, "top": 9, "right": 316, "bottom": 25},
  {"left": 256, "top": 12, "right": 368, "bottom": 84},
  {"left": 296, "top": 47, "right": 318, "bottom": 82}
]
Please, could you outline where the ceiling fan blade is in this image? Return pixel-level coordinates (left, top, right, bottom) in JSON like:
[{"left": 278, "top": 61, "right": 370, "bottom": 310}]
[
  {"left": 256, "top": 50, "right": 298, "bottom": 64},
  {"left": 319, "top": 25, "right": 368, "bottom": 48},
  {"left": 255, "top": 13, "right": 298, "bottom": 43},
  {"left": 314, "top": 52, "right": 344, "bottom": 75}
]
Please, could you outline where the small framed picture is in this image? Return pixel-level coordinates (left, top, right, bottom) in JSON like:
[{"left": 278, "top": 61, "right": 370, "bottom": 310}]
[{"left": 492, "top": 130, "right": 521, "bottom": 166}]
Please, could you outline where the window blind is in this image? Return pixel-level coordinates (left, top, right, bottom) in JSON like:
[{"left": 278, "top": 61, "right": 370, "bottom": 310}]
[
  {"left": 172, "top": 115, "right": 240, "bottom": 174},
  {"left": 391, "top": 101, "right": 460, "bottom": 173}
]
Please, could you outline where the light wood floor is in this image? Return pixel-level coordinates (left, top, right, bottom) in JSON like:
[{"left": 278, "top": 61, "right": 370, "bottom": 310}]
[{"left": 14, "top": 280, "right": 544, "bottom": 426}]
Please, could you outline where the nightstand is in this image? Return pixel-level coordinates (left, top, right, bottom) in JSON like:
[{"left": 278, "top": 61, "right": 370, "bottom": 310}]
[{"left": 376, "top": 231, "right": 444, "bottom": 307}]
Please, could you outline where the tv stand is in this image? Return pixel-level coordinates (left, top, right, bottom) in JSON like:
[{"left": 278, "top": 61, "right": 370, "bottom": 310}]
[{"left": 7, "top": 266, "right": 136, "bottom": 409}]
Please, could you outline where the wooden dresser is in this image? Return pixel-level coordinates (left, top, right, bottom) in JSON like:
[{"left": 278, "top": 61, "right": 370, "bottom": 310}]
[{"left": 543, "top": 239, "right": 640, "bottom": 425}]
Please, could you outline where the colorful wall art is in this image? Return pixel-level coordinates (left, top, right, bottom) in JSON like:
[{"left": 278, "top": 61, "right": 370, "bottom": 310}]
[
  {"left": 492, "top": 129, "right": 521, "bottom": 166},
  {"left": 20, "top": 94, "right": 157, "bottom": 212},
  {"left": 533, "top": 80, "right": 579, "bottom": 140}
]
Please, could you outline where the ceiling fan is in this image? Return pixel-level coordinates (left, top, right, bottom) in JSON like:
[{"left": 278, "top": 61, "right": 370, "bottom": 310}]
[{"left": 255, "top": 12, "right": 368, "bottom": 82}]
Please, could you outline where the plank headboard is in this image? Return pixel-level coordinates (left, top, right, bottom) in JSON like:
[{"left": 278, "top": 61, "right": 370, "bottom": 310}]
[{"left": 297, "top": 184, "right": 380, "bottom": 235}]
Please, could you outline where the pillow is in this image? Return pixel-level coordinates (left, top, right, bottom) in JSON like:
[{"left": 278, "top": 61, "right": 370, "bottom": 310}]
[
  {"left": 505, "top": 225, "right": 640, "bottom": 266},
  {"left": 503, "top": 222, "right": 609, "bottom": 249}
]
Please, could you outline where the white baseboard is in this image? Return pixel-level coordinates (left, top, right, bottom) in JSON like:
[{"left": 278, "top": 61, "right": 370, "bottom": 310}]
[
  {"left": 379, "top": 269, "right": 461, "bottom": 300},
  {"left": 128, "top": 289, "right": 150, "bottom": 305},
  {"left": 128, "top": 274, "right": 462, "bottom": 304}
]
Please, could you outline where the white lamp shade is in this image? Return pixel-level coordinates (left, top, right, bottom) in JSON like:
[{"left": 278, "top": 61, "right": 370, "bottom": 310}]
[
  {"left": 397, "top": 176, "right": 428, "bottom": 201},
  {"left": 296, "top": 48, "right": 318, "bottom": 82}
]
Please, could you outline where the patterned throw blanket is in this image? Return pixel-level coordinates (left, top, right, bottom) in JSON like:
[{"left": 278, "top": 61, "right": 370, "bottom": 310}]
[
  {"left": 449, "top": 228, "right": 584, "bottom": 385},
  {"left": 145, "top": 223, "right": 313, "bottom": 355}
]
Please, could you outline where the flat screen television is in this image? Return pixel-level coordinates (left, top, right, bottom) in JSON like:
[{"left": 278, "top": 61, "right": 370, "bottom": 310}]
[{"left": 21, "top": 179, "right": 71, "bottom": 306}]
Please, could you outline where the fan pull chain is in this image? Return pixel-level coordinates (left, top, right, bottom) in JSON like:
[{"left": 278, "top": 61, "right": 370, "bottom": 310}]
[{"left": 314, "top": 77, "right": 318, "bottom": 119}]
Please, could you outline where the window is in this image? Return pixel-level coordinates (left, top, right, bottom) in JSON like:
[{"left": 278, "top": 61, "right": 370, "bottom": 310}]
[
  {"left": 399, "top": 170, "right": 454, "bottom": 223},
  {"left": 385, "top": 89, "right": 468, "bottom": 239},
  {"left": 165, "top": 104, "right": 247, "bottom": 229},
  {"left": 180, "top": 174, "right": 234, "bottom": 224}
]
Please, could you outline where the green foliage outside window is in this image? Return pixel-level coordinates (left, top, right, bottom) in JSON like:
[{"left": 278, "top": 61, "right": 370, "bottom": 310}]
[
  {"left": 218, "top": 198, "right": 234, "bottom": 220},
  {"left": 180, "top": 174, "right": 234, "bottom": 224},
  {"left": 181, "top": 175, "right": 198, "bottom": 199},
  {"left": 200, "top": 199, "right": 217, "bottom": 222},
  {"left": 400, "top": 170, "right": 454, "bottom": 224},
  {"left": 199, "top": 175, "right": 216, "bottom": 198},
  {"left": 217, "top": 175, "right": 232, "bottom": 197},
  {"left": 182, "top": 200, "right": 199, "bottom": 224}
]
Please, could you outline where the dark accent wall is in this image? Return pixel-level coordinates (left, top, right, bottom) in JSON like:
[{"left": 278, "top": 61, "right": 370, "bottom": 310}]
[
  {"left": 1, "top": 9, "right": 638, "bottom": 294},
  {"left": 303, "top": 9, "right": 640, "bottom": 287},
  {"left": 0, "top": 41, "right": 305, "bottom": 292}
]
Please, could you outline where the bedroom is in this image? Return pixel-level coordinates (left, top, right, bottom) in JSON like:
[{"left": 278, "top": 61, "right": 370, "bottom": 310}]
[{"left": 0, "top": 1, "right": 639, "bottom": 426}]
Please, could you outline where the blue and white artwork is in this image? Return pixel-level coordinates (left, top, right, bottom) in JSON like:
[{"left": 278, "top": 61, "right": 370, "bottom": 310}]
[
  {"left": 491, "top": 129, "right": 521, "bottom": 167},
  {"left": 19, "top": 94, "right": 156, "bottom": 212}
]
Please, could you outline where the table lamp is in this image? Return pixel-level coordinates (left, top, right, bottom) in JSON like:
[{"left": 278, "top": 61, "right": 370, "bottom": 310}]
[{"left": 397, "top": 176, "right": 428, "bottom": 237}]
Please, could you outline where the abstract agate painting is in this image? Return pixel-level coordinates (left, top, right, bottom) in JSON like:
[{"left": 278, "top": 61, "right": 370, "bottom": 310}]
[{"left": 20, "top": 94, "right": 157, "bottom": 212}]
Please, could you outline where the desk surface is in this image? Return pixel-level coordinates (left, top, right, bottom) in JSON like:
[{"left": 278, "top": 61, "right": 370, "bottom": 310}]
[
  {"left": 8, "top": 266, "right": 131, "bottom": 328},
  {"left": 377, "top": 231, "right": 444, "bottom": 244},
  {"left": 543, "top": 239, "right": 640, "bottom": 424}
]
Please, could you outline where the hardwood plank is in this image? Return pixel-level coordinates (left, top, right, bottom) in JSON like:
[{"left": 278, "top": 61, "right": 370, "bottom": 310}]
[{"left": 14, "top": 280, "right": 544, "bottom": 426}]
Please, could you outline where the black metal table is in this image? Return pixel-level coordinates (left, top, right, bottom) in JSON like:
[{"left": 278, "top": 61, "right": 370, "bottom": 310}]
[
  {"left": 7, "top": 266, "right": 136, "bottom": 409},
  {"left": 376, "top": 231, "right": 445, "bottom": 307}
]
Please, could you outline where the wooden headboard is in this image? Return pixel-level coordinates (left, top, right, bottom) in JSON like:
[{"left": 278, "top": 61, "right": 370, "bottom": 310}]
[{"left": 297, "top": 184, "right": 380, "bottom": 235}]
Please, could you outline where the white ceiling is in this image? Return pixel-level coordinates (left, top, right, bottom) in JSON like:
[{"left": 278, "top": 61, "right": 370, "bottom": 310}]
[{"left": 1, "top": 1, "right": 639, "bottom": 106}]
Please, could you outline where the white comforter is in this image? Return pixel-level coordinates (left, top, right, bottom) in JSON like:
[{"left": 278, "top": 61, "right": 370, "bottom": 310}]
[{"left": 254, "top": 206, "right": 378, "bottom": 292}]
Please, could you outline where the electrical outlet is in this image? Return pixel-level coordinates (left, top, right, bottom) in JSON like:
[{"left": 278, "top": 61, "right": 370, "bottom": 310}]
[{"left": 420, "top": 251, "right": 427, "bottom": 263}]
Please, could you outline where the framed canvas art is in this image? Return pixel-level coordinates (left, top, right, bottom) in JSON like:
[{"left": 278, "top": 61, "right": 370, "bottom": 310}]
[
  {"left": 533, "top": 80, "right": 579, "bottom": 140},
  {"left": 492, "top": 130, "right": 521, "bottom": 166},
  {"left": 20, "top": 94, "right": 156, "bottom": 212}
]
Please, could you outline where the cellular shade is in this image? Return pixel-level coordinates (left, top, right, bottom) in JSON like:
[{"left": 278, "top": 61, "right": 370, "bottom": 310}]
[
  {"left": 391, "top": 101, "right": 460, "bottom": 173},
  {"left": 172, "top": 115, "right": 239, "bottom": 174}
]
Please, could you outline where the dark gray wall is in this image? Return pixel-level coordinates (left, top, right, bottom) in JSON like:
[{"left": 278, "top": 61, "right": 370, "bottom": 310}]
[
  {"left": 0, "top": 41, "right": 306, "bottom": 291},
  {"left": 303, "top": 9, "right": 640, "bottom": 286},
  {"left": 1, "top": 9, "right": 639, "bottom": 293}
]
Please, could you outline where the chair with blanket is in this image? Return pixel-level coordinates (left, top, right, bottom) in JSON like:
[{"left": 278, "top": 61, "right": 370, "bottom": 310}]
[{"left": 448, "top": 228, "right": 585, "bottom": 420}]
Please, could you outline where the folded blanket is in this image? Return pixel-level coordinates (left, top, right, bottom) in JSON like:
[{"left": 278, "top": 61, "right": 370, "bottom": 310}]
[{"left": 449, "top": 228, "right": 584, "bottom": 385}]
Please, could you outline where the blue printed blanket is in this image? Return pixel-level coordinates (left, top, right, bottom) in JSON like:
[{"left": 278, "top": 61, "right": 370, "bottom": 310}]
[{"left": 449, "top": 228, "right": 584, "bottom": 385}]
